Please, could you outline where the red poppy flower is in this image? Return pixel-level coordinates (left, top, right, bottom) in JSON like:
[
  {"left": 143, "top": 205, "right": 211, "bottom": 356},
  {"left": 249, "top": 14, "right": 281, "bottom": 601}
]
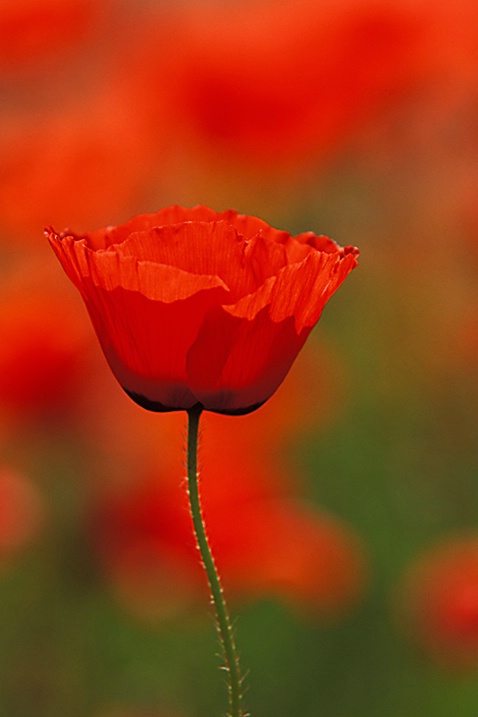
[{"left": 47, "top": 205, "right": 358, "bottom": 415}]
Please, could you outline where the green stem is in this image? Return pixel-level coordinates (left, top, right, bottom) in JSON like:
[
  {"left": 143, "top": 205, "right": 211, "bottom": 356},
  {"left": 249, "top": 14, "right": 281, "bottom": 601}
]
[{"left": 186, "top": 405, "right": 246, "bottom": 717}]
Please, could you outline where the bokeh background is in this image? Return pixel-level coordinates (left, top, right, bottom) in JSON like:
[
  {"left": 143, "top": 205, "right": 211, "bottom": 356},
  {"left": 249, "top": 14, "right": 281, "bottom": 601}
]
[{"left": 1, "top": 0, "right": 478, "bottom": 715}]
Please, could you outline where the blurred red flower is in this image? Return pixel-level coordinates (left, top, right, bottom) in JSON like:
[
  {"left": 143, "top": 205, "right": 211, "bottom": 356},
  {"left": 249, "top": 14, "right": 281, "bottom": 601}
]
[
  {"left": 0, "top": 0, "right": 110, "bottom": 75},
  {"left": 123, "top": 0, "right": 431, "bottom": 173},
  {"left": 47, "top": 205, "right": 358, "bottom": 415},
  {"left": 91, "top": 463, "right": 366, "bottom": 620},
  {"left": 397, "top": 535, "right": 478, "bottom": 668},
  {"left": 0, "top": 262, "right": 91, "bottom": 428},
  {"left": 0, "top": 82, "right": 158, "bottom": 243}
]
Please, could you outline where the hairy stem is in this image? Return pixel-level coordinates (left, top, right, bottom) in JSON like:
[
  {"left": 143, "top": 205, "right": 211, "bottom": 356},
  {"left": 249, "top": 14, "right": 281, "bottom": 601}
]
[{"left": 186, "top": 405, "right": 246, "bottom": 717}]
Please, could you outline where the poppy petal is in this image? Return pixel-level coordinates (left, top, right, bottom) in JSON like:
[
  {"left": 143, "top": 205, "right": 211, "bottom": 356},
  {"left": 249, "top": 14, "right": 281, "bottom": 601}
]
[{"left": 187, "top": 304, "right": 308, "bottom": 414}]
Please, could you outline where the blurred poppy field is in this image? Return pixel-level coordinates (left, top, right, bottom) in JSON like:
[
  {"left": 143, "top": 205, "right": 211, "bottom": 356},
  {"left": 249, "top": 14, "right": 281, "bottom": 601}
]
[{"left": 1, "top": 0, "right": 478, "bottom": 715}]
